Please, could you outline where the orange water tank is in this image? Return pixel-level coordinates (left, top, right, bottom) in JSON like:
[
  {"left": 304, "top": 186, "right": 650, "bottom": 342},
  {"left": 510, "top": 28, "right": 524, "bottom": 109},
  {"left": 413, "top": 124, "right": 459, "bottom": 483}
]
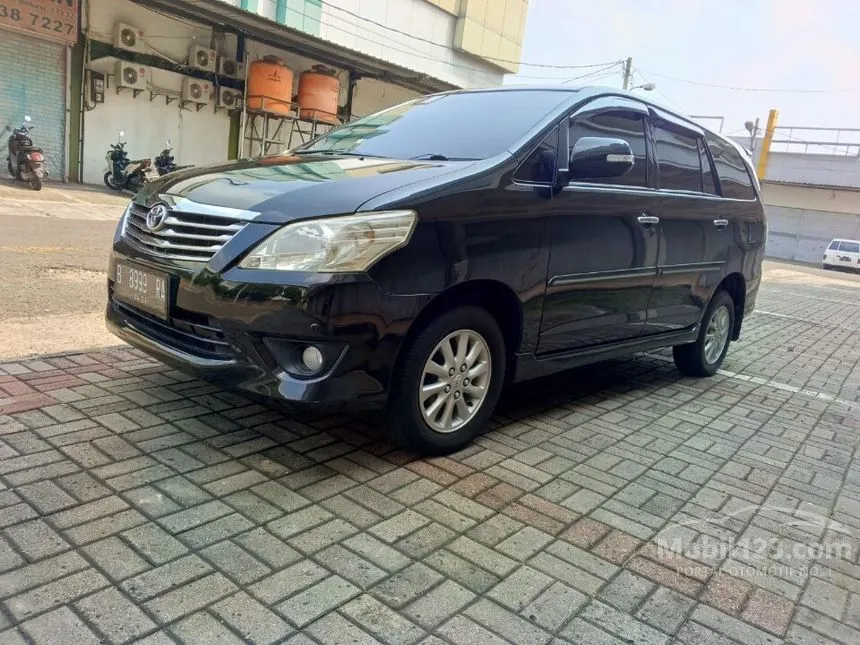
[
  {"left": 298, "top": 66, "right": 340, "bottom": 124},
  {"left": 246, "top": 56, "right": 294, "bottom": 116}
]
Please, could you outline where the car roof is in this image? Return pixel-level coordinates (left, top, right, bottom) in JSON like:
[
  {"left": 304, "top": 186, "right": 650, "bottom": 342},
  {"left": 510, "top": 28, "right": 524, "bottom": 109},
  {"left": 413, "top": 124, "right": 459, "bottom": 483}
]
[
  {"left": 831, "top": 238, "right": 860, "bottom": 243},
  {"left": 437, "top": 85, "right": 737, "bottom": 150}
]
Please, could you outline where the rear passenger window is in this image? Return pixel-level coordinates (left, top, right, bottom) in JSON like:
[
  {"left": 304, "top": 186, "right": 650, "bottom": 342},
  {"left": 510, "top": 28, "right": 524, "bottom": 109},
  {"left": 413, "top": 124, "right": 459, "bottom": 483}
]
[
  {"left": 569, "top": 111, "right": 647, "bottom": 187},
  {"left": 706, "top": 134, "right": 756, "bottom": 200},
  {"left": 653, "top": 124, "right": 701, "bottom": 192},
  {"left": 828, "top": 240, "right": 840, "bottom": 250},
  {"left": 839, "top": 241, "right": 860, "bottom": 253}
]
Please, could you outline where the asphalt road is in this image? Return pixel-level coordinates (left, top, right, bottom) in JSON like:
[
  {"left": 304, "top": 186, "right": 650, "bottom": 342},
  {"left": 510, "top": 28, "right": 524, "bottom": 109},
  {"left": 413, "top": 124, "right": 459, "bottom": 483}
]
[{"left": 0, "top": 179, "right": 127, "bottom": 358}]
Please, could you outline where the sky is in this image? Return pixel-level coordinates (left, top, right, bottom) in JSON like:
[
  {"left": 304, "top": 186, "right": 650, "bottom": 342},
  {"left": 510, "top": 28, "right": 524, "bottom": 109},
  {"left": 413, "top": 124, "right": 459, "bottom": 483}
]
[{"left": 506, "top": 0, "right": 860, "bottom": 139}]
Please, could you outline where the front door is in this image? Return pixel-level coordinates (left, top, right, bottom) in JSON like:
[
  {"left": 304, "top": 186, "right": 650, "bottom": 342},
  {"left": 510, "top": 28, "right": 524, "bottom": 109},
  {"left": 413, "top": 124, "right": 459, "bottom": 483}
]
[{"left": 537, "top": 98, "right": 660, "bottom": 354}]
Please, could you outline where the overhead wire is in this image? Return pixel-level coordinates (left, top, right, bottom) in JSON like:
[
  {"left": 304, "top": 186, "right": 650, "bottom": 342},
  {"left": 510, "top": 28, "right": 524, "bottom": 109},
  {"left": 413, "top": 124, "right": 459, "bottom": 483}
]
[{"left": 637, "top": 68, "right": 860, "bottom": 94}]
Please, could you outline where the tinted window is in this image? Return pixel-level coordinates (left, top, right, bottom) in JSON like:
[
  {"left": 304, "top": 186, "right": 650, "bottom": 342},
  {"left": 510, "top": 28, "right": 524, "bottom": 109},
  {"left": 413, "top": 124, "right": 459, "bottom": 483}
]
[
  {"left": 699, "top": 139, "right": 717, "bottom": 195},
  {"left": 839, "top": 241, "right": 860, "bottom": 253},
  {"left": 828, "top": 240, "right": 840, "bottom": 250},
  {"left": 569, "top": 111, "right": 647, "bottom": 186},
  {"left": 654, "top": 124, "right": 701, "bottom": 192},
  {"left": 705, "top": 134, "right": 756, "bottom": 200},
  {"left": 296, "top": 90, "right": 570, "bottom": 160},
  {"left": 514, "top": 127, "right": 558, "bottom": 184}
]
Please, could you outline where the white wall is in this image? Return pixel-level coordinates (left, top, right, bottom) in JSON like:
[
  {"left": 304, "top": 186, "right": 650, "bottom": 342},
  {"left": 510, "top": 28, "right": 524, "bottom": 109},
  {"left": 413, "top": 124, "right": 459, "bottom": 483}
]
[
  {"left": 80, "top": 0, "right": 433, "bottom": 182},
  {"left": 82, "top": 0, "right": 236, "bottom": 184},
  {"left": 320, "top": 0, "right": 501, "bottom": 89}
]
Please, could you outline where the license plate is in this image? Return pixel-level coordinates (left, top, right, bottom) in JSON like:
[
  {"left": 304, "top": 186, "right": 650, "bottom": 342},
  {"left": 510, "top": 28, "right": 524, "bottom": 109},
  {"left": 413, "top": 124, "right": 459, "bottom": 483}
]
[
  {"left": 114, "top": 263, "right": 169, "bottom": 318},
  {"left": 840, "top": 256, "right": 850, "bottom": 262}
]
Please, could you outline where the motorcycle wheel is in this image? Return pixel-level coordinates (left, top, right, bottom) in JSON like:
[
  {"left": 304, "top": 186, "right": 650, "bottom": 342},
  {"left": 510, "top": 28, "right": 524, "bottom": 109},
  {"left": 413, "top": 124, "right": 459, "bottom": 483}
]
[
  {"left": 104, "top": 172, "right": 120, "bottom": 190},
  {"left": 29, "top": 175, "right": 43, "bottom": 191},
  {"left": 6, "top": 158, "right": 14, "bottom": 177}
]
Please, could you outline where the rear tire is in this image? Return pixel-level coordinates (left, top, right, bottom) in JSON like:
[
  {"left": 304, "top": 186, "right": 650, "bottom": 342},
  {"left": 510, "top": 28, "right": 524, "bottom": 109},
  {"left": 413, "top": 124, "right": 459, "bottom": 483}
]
[
  {"left": 29, "top": 174, "right": 42, "bottom": 191},
  {"left": 6, "top": 158, "right": 14, "bottom": 177},
  {"left": 385, "top": 306, "right": 506, "bottom": 455},
  {"left": 673, "top": 290, "right": 735, "bottom": 377}
]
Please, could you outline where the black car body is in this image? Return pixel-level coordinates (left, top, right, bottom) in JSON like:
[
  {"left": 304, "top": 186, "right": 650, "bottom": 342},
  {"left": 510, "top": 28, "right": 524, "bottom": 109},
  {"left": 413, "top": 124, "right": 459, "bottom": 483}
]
[{"left": 106, "top": 87, "right": 766, "bottom": 453}]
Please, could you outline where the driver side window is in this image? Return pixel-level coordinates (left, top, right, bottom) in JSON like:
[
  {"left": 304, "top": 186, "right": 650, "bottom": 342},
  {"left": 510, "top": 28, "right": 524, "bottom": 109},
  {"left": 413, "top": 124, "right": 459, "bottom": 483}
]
[{"left": 569, "top": 111, "right": 648, "bottom": 187}]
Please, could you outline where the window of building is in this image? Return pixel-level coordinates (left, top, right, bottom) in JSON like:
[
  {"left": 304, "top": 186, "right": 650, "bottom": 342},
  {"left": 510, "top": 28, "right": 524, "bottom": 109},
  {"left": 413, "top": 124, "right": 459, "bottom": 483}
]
[{"left": 569, "top": 111, "right": 647, "bottom": 187}]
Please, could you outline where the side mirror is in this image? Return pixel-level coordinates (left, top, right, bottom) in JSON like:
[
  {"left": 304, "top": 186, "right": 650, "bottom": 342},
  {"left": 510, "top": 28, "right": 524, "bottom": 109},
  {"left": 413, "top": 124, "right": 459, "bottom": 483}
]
[
  {"left": 570, "top": 137, "right": 635, "bottom": 180},
  {"left": 23, "top": 116, "right": 32, "bottom": 123},
  {"left": 166, "top": 140, "right": 171, "bottom": 147},
  {"left": 119, "top": 130, "right": 125, "bottom": 138}
]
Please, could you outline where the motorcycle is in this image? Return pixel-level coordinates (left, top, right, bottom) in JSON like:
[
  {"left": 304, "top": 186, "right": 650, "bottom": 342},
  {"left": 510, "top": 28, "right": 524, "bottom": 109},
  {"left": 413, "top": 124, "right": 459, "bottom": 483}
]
[
  {"left": 104, "top": 131, "right": 158, "bottom": 193},
  {"left": 5, "top": 115, "right": 47, "bottom": 191},
  {"left": 154, "top": 140, "right": 193, "bottom": 176}
]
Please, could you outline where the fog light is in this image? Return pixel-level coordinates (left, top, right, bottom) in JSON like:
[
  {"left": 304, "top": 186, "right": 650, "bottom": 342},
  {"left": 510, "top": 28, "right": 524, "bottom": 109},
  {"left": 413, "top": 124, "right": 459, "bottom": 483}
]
[{"left": 301, "top": 346, "right": 324, "bottom": 373}]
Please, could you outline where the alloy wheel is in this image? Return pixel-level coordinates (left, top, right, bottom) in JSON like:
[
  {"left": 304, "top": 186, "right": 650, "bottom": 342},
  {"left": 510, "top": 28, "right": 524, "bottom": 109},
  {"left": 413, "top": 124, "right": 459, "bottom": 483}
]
[
  {"left": 419, "top": 329, "right": 492, "bottom": 433},
  {"left": 704, "top": 305, "right": 731, "bottom": 364}
]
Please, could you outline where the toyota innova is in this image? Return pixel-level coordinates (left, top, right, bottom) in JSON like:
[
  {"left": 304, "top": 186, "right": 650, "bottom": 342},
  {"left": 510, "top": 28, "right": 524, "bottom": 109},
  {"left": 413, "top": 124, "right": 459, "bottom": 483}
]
[{"left": 106, "top": 87, "right": 766, "bottom": 454}]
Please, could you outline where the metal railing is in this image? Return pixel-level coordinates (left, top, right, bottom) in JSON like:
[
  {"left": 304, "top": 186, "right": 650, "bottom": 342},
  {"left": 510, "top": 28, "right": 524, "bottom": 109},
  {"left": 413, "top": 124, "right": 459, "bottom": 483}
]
[{"left": 769, "top": 126, "right": 860, "bottom": 157}]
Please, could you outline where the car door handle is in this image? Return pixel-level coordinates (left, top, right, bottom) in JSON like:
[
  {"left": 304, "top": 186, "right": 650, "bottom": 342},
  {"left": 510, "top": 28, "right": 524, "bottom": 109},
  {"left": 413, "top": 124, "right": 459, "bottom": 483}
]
[
  {"left": 714, "top": 219, "right": 729, "bottom": 229},
  {"left": 637, "top": 215, "right": 660, "bottom": 226}
]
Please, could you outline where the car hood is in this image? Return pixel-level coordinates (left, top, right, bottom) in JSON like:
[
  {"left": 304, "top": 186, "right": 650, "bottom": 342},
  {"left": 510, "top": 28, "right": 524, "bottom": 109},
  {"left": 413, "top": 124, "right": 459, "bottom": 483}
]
[{"left": 136, "top": 154, "right": 471, "bottom": 223}]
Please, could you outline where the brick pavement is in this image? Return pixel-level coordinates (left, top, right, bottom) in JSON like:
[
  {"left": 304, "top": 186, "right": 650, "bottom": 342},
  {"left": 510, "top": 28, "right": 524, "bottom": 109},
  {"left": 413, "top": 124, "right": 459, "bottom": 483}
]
[{"left": 0, "top": 278, "right": 859, "bottom": 644}]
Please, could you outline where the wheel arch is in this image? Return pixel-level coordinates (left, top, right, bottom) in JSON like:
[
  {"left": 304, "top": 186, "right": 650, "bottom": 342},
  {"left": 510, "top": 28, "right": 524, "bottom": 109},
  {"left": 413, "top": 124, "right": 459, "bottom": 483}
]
[
  {"left": 390, "top": 280, "right": 524, "bottom": 384},
  {"left": 717, "top": 272, "right": 746, "bottom": 340}
]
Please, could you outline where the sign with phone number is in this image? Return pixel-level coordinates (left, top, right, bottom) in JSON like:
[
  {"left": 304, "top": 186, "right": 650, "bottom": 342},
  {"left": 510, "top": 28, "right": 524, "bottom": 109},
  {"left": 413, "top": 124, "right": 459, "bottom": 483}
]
[{"left": 0, "top": 0, "right": 78, "bottom": 46}]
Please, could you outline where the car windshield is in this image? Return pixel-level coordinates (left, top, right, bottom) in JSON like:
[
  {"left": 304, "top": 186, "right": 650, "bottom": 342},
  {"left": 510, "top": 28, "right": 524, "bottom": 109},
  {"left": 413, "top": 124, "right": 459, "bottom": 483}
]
[{"left": 294, "top": 90, "right": 572, "bottom": 161}]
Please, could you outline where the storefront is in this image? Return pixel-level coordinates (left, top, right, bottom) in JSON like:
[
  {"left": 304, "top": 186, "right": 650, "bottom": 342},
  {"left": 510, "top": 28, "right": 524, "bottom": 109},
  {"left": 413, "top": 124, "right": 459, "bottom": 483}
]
[{"left": 0, "top": 0, "right": 78, "bottom": 180}]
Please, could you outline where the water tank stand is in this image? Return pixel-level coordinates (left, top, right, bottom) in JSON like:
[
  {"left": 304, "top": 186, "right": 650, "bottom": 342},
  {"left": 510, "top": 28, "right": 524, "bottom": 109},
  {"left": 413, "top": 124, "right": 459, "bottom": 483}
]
[
  {"left": 243, "top": 111, "right": 291, "bottom": 158},
  {"left": 242, "top": 111, "right": 337, "bottom": 157}
]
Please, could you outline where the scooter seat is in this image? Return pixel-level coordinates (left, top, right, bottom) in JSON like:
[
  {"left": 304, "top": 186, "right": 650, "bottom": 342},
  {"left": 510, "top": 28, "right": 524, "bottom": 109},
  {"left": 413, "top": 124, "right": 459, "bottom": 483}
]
[{"left": 20, "top": 146, "right": 42, "bottom": 153}]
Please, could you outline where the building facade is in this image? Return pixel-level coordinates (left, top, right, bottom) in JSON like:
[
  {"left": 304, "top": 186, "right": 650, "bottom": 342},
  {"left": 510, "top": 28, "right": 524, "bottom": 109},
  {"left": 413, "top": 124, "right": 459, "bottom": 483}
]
[{"left": 0, "top": 0, "right": 528, "bottom": 184}]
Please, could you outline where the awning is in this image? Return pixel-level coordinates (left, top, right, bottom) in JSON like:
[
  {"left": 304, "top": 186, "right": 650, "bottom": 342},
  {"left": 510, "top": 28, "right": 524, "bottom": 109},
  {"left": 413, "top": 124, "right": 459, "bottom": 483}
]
[{"left": 131, "top": 0, "right": 457, "bottom": 96}]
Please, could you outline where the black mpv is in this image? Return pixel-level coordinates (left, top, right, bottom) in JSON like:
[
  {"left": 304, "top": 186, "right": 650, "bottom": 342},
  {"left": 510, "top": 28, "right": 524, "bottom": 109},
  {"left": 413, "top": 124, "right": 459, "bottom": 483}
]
[{"left": 106, "top": 87, "right": 766, "bottom": 454}]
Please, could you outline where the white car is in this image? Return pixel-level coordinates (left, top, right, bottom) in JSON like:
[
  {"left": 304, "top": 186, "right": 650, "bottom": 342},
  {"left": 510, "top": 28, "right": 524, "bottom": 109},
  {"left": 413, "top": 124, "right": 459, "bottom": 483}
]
[{"left": 823, "top": 238, "right": 860, "bottom": 272}]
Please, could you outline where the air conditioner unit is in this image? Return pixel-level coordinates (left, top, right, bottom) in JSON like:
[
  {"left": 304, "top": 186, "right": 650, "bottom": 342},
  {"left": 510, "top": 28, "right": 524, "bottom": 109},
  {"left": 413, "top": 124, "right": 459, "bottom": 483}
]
[
  {"left": 217, "top": 87, "right": 243, "bottom": 110},
  {"left": 188, "top": 45, "right": 217, "bottom": 72},
  {"left": 115, "top": 61, "right": 148, "bottom": 91},
  {"left": 182, "top": 77, "right": 212, "bottom": 104},
  {"left": 217, "top": 58, "right": 245, "bottom": 79},
  {"left": 114, "top": 22, "right": 145, "bottom": 53}
]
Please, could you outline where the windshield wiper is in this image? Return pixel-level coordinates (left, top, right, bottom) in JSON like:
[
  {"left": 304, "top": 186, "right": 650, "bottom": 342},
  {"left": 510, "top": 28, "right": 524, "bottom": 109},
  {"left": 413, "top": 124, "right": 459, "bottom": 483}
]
[
  {"left": 410, "top": 154, "right": 478, "bottom": 161},
  {"left": 293, "top": 150, "right": 384, "bottom": 158}
]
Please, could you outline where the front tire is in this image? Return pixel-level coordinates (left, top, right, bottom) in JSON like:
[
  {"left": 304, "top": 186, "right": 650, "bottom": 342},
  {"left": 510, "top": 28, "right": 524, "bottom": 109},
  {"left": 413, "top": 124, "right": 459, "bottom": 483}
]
[
  {"left": 673, "top": 290, "right": 735, "bottom": 377},
  {"left": 104, "top": 171, "right": 120, "bottom": 190},
  {"left": 385, "top": 306, "right": 506, "bottom": 455}
]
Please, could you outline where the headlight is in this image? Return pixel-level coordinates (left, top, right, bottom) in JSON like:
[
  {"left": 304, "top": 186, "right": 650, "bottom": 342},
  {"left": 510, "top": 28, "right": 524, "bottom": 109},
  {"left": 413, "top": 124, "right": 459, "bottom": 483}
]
[{"left": 239, "top": 210, "right": 416, "bottom": 272}]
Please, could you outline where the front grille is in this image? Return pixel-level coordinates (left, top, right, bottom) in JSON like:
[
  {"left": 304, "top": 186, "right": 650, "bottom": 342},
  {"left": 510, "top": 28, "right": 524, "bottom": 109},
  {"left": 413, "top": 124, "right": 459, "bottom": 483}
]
[
  {"left": 123, "top": 203, "right": 246, "bottom": 262},
  {"left": 112, "top": 298, "right": 233, "bottom": 361}
]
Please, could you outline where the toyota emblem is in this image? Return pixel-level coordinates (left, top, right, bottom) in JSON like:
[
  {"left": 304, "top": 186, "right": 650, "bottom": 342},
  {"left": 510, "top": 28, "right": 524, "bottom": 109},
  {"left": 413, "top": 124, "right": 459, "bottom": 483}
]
[{"left": 146, "top": 204, "right": 168, "bottom": 232}]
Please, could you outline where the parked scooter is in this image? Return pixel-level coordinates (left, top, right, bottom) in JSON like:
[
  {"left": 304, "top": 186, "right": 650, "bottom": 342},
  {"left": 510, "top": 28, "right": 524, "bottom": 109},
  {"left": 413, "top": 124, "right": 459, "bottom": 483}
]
[
  {"left": 104, "top": 131, "right": 157, "bottom": 193},
  {"left": 5, "top": 116, "right": 47, "bottom": 191},
  {"left": 154, "top": 140, "right": 193, "bottom": 176}
]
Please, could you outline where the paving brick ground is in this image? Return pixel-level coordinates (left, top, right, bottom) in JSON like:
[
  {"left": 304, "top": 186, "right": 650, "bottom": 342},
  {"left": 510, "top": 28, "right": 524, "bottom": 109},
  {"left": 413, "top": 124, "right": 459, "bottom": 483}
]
[{"left": 1, "top": 275, "right": 859, "bottom": 644}]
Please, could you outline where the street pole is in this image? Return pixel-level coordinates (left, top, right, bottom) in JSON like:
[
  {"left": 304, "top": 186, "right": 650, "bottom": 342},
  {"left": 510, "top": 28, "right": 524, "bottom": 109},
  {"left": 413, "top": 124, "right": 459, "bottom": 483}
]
[{"left": 622, "top": 57, "right": 633, "bottom": 90}]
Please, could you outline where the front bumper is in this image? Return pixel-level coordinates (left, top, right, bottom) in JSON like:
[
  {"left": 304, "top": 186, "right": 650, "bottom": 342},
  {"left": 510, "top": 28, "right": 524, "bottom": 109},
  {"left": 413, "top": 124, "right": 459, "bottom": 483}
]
[{"left": 106, "top": 242, "right": 431, "bottom": 407}]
